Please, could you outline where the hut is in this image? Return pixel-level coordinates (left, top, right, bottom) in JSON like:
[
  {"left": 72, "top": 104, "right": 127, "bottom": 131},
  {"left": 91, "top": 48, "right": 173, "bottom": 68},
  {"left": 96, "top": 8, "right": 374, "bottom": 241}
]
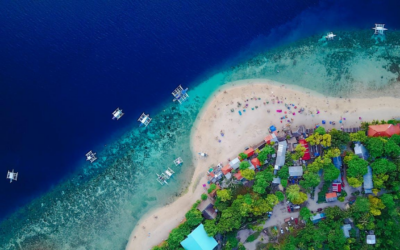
[
  {"left": 311, "top": 213, "right": 326, "bottom": 223},
  {"left": 234, "top": 172, "right": 243, "bottom": 181},
  {"left": 326, "top": 192, "right": 338, "bottom": 202},
  {"left": 366, "top": 234, "right": 376, "bottom": 245},
  {"left": 354, "top": 142, "right": 369, "bottom": 160},
  {"left": 197, "top": 200, "right": 217, "bottom": 220}
]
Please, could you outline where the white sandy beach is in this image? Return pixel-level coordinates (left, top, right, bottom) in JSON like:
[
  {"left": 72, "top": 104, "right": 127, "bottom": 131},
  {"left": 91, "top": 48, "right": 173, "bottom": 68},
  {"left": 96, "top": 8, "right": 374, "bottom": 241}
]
[{"left": 126, "top": 79, "right": 400, "bottom": 250}]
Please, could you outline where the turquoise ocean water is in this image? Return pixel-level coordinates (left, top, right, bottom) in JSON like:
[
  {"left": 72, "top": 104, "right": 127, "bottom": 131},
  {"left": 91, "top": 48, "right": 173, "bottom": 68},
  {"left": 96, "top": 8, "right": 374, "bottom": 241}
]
[{"left": 1, "top": 28, "right": 400, "bottom": 249}]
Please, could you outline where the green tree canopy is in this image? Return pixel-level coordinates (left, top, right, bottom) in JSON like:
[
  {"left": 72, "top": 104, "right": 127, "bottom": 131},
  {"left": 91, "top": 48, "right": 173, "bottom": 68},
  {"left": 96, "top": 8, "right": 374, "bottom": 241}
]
[
  {"left": 201, "top": 193, "right": 208, "bottom": 201},
  {"left": 368, "top": 195, "right": 385, "bottom": 216},
  {"left": 324, "top": 148, "right": 341, "bottom": 158},
  {"left": 253, "top": 170, "right": 273, "bottom": 194},
  {"left": 204, "top": 219, "right": 218, "bottom": 237},
  {"left": 292, "top": 144, "right": 306, "bottom": 160},
  {"left": 275, "top": 191, "right": 285, "bottom": 202},
  {"left": 185, "top": 208, "right": 203, "bottom": 227},
  {"left": 371, "top": 158, "right": 397, "bottom": 175},
  {"left": 349, "top": 130, "right": 368, "bottom": 143},
  {"left": 347, "top": 177, "right": 362, "bottom": 188},
  {"left": 257, "top": 145, "right": 275, "bottom": 164},
  {"left": 278, "top": 165, "right": 290, "bottom": 179},
  {"left": 241, "top": 168, "right": 255, "bottom": 180},
  {"left": 308, "top": 156, "right": 331, "bottom": 173},
  {"left": 323, "top": 163, "right": 340, "bottom": 182},
  {"left": 239, "top": 152, "right": 248, "bottom": 160},
  {"left": 217, "top": 189, "right": 232, "bottom": 202},
  {"left": 366, "top": 137, "right": 386, "bottom": 158},
  {"left": 286, "top": 184, "right": 307, "bottom": 204},
  {"left": 239, "top": 161, "right": 250, "bottom": 170},
  {"left": 300, "top": 172, "right": 321, "bottom": 191},
  {"left": 384, "top": 139, "right": 400, "bottom": 157},
  {"left": 299, "top": 207, "right": 312, "bottom": 221},
  {"left": 315, "top": 126, "right": 326, "bottom": 135},
  {"left": 329, "top": 128, "right": 350, "bottom": 148},
  {"left": 347, "top": 157, "right": 368, "bottom": 179}
]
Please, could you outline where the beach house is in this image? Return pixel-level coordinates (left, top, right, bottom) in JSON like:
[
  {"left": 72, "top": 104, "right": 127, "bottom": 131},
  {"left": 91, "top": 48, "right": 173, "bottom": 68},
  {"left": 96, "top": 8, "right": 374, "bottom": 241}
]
[
  {"left": 251, "top": 158, "right": 261, "bottom": 168},
  {"left": 274, "top": 141, "right": 287, "bottom": 170},
  {"left": 244, "top": 147, "right": 255, "bottom": 158},
  {"left": 363, "top": 166, "right": 373, "bottom": 194},
  {"left": 221, "top": 164, "right": 232, "bottom": 180},
  {"left": 180, "top": 224, "right": 218, "bottom": 250},
  {"left": 325, "top": 192, "right": 338, "bottom": 202},
  {"left": 197, "top": 199, "right": 217, "bottom": 220},
  {"left": 368, "top": 124, "right": 400, "bottom": 137}
]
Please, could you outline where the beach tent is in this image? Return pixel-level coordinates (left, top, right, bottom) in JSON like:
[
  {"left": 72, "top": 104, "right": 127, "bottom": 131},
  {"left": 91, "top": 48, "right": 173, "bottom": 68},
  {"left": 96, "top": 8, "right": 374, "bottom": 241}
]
[
  {"left": 298, "top": 139, "right": 310, "bottom": 160},
  {"left": 244, "top": 148, "right": 255, "bottom": 157},
  {"left": 229, "top": 158, "right": 240, "bottom": 170},
  {"left": 181, "top": 224, "right": 218, "bottom": 250},
  {"left": 322, "top": 120, "right": 326, "bottom": 124},
  {"left": 269, "top": 125, "right": 277, "bottom": 132},
  {"left": 368, "top": 124, "right": 400, "bottom": 137}
]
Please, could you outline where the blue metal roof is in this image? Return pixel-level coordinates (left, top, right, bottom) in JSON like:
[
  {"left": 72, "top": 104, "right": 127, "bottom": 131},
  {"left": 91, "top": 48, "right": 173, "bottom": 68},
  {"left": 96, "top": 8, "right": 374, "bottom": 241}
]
[
  {"left": 363, "top": 166, "right": 373, "bottom": 193},
  {"left": 181, "top": 224, "right": 218, "bottom": 250}
]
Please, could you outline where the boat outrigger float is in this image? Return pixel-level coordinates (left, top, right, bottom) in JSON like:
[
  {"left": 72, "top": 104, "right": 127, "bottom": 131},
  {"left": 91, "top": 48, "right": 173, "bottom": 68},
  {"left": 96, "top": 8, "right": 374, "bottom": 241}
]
[
  {"left": 156, "top": 167, "right": 175, "bottom": 185},
  {"left": 172, "top": 85, "right": 189, "bottom": 104}
]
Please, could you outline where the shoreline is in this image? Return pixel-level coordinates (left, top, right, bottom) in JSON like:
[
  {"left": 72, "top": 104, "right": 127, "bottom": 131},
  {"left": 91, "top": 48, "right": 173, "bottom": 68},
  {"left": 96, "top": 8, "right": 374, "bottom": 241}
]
[{"left": 126, "top": 79, "right": 400, "bottom": 250}]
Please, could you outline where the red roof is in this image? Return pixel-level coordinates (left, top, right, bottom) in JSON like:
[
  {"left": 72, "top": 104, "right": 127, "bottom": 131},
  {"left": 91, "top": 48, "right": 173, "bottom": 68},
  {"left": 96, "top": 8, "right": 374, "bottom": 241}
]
[
  {"left": 244, "top": 148, "right": 255, "bottom": 157},
  {"left": 234, "top": 171, "right": 243, "bottom": 180},
  {"left": 299, "top": 139, "right": 311, "bottom": 160},
  {"left": 368, "top": 124, "right": 400, "bottom": 137},
  {"left": 222, "top": 164, "right": 232, "bottom": 175},
  {"left": 264, "top": 131, "right": 278, "bottom": 144},
  {"left": 326, "top": 192, "right": 337, "bottom": 199},
  {"left": 251, "top": 158, "right": 261, "bottom": 167},
  {"left": 332, "top": 183, "right": 341, "bottom": 192},
  {"left": 209, "top": 172, "right": 215, "bottom": 177}
]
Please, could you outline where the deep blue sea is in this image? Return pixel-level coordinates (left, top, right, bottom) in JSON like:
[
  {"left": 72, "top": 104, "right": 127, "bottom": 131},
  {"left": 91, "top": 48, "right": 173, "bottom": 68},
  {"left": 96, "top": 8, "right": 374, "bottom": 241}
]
[{"left": 0, "top": 0, "right": 399, "bottom": 223}]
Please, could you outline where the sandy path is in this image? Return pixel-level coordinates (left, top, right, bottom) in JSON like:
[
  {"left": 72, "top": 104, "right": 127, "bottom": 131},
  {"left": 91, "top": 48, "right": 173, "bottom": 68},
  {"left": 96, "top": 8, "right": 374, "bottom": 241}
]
[{"left": 126, "top": 79, "right": 400, "bottom": 250}]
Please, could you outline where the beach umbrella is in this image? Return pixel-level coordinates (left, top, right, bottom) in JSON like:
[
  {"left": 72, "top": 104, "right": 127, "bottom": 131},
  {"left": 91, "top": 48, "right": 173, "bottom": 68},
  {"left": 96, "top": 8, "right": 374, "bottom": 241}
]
[
  {"left": 269, "top": 125, "right": 277, "bottom": 132},
  {"left": 322, "top": 120, "right": 326, "bottom": 124}
]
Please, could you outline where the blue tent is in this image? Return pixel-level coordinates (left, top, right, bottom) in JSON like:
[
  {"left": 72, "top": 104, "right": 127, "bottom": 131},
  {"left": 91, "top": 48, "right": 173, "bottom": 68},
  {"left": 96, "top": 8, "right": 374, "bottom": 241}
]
[
  {"left": 181, "top": 224, "right": 218, "bottom": 250},
  {"left": 322, "top": 120, "right": 326, "bottom": 124},
  {"left": 270, "top": 125, "right": 277, "bottom": 132}
]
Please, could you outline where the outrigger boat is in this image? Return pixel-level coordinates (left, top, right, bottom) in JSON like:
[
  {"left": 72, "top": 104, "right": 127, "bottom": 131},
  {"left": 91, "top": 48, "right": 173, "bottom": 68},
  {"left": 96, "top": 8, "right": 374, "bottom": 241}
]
[
  {"left": 156, "top": 167, "right": 175, "bottom": 185},
  {"left": 174, "top": 157, "right": 183, "bottom": 166},
  {"left": 112, "top": 108, "right": 124, "bottom": 120},
  {"left": 7, "top": 169, "right": 18, "bottom": 183},
  {"left": 172, "top": 85, "right": 189, "bottom": 104},
  {"left": 138, "top": 113, "right": 152, "bottom": 127},
  {"left": 86, "top": 150, "right": 97, "bottom": 163}
]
